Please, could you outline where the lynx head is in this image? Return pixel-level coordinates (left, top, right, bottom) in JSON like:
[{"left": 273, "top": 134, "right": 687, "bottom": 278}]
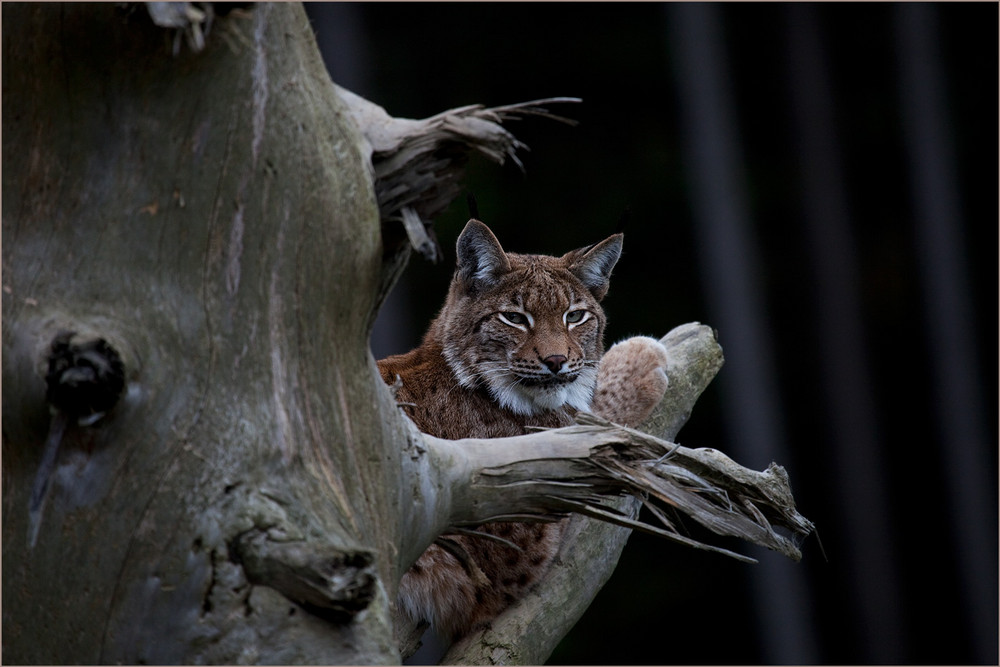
[{"left": 437, "top": 219, "right": 623, "bottom": 416}]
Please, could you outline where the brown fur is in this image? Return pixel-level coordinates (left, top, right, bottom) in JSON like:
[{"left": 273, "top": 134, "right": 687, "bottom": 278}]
[{"left": 378, "top": 220, "right": 670, "bottom": 643}]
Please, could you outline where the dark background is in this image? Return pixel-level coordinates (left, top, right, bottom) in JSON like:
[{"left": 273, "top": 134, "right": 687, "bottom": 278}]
[{"left": 306, "top": 3, "right": 997, "bottom": 664}]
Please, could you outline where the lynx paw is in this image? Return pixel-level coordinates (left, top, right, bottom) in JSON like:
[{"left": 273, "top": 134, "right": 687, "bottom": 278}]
[{"left": 591, "top": 336, "right": 669, "bottom": 427}]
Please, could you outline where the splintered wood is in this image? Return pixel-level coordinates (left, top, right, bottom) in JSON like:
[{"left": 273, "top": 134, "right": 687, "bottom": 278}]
[
  {"left": 465, "top": 414, "right": 813, "bottom": 563},
  {"left": 338, "top": 86, "right": 580, "bottom": 258},
  {"left": 573, "top": 413, "right": 811, "bottom": 561}
]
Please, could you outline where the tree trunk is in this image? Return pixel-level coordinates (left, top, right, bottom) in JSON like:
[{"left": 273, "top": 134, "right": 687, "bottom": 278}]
[{"left": 3, "top": 4, "right": 404, "bottom": 663}]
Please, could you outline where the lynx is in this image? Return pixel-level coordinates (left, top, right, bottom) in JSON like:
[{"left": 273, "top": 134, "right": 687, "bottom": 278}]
[{"left": 378, "top": 219, "right": 670, "bottom": 645}]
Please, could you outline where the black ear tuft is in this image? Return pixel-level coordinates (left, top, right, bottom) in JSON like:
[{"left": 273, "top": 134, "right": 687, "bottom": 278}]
[
  {"left": 616, "top": 206, "right": 631, "bottom": 234},
  {"left": 567, "top": 233, "right": 623, "bottom": 301},
  {"left": 467, "top": 193, "right": 480, "bottom": 221},
  {"left": 455, "top": 219, "right": 511, "bottom": 288}
]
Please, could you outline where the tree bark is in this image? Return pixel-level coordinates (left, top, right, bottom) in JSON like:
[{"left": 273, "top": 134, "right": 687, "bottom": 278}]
[
  {"left": 2, "top": 4, "right": 812, "bottom": 665},
  {"left": 3, "top": 4, "right": 402, "bottom": 663}
]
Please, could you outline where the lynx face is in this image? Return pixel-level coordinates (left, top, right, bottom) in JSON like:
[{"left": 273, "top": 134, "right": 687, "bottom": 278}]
[{"left": 438, "top": 221, "right": 623, "bottom": 416}]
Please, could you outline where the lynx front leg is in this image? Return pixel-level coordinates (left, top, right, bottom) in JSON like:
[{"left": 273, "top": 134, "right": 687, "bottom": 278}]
[{"left": 591, "top": 336, "right": 670, "bottom": 427}]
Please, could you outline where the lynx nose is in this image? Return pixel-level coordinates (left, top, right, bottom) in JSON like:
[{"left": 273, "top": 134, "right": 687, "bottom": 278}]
[{"left": 541, "top": 354, "right": 567, "bottom": 374}]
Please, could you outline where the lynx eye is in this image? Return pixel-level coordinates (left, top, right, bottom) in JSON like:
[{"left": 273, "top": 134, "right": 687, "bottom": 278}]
[
  {"left": 565, "top": 309, "right": 589, "bottom": 325},
  {"left": 499, "top": 311, "right": 530, "bottom": 327}
]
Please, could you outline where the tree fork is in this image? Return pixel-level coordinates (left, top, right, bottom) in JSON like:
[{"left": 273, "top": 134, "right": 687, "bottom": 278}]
[{"left": 2, "top": 4, "right": 812, "bottom": 665}]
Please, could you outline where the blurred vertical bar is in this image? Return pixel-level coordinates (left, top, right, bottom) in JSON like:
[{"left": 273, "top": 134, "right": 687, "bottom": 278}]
[
  {"left": 894, "top": 5, "right": 998, "bottom": 663},
  {"left": 666, "top": 4, "right": 818, "bottom": 663},
  {"left": 784, "top": 5, "right": 906, "bottom": 662},
  {"left": 305, "top": 3, "right": 413, "bottom": 360}
]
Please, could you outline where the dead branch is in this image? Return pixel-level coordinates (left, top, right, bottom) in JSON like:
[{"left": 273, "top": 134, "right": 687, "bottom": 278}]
[
  {"left": 425, "top": 410, "right": 811, "bottom": 567},
  {"left": 337, "top": 87, "right": 581, "bottom": 309},
  {"left": 393, "top": 323, "right": 814, "bottom": 664},
  {"left": 339, "top": 87, "right": 579, "bottom": 235}
]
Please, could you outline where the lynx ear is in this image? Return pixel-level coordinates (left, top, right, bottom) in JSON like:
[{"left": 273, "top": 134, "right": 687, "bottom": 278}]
[
  {"left": 566, "top": 233, "right": 623, "bottom": 301},
  {"left": 456, "top": 219, "right": 511, "bottom": 288}
]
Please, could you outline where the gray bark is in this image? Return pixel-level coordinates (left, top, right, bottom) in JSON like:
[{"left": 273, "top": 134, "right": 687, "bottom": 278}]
[{"left": 3, "top": 4, "right": 400, "bottom": 663}]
